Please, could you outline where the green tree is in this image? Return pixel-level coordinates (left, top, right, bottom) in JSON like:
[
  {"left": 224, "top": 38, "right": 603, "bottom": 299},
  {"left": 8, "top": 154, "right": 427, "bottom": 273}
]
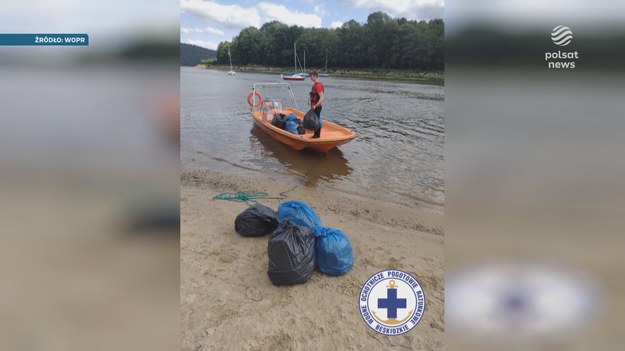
[
  {"left": 216, "top": 12, "right": 443, "bottom": 71},
  {"left": 364, "top": 11, "right": 397, "bottom": 68},
  {"left": 259, "top": 21, "right": 294, "bottom": 66},
  {"left": 337, "top": 20, "right": 365, "bottom": 68},
  {"left": 235, "top": 27, "right": 263, "bottom": 65},
  {"left": 298, "top": 28, "right": 334, "bottom": 69},
  {"left": 216, "top": 41, "right": 231, "bottom": 64}
]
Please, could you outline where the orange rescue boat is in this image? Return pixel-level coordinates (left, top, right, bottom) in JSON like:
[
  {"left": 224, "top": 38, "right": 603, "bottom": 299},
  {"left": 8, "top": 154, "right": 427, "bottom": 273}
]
[{"left": 248, "top": 82, "right": 356, "bottom": 153}]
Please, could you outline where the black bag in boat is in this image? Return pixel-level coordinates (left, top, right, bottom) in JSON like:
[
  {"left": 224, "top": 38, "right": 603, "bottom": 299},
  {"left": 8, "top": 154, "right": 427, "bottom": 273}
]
[
  {"left": 267, "top": 221, "right": 316, "bottom": 285},
  {"left": 271, "top": 113, "right": 287, "bottom": 129},
  {"left": 234, "top": 204, "right": 279, "bottom": 237},
  {"left": 303, "top": 108, "right": 321, "bottom": 131}
]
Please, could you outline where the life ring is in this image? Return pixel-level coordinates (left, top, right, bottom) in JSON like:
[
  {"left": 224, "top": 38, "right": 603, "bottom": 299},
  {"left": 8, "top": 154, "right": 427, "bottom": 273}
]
[{"left": 247, "top": 91, "right": 263, "bottom": 107}]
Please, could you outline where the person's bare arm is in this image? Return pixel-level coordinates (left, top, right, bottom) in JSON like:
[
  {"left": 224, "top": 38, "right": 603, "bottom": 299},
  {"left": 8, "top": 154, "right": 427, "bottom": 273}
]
[{"left": 315, "top": 92, "right": 324, "bottom": 108}]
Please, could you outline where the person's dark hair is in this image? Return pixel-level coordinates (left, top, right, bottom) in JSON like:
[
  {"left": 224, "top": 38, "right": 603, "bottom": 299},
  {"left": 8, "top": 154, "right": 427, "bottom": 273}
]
[{"left": 310, "top": 70, "right": 319, "bottom": 77}]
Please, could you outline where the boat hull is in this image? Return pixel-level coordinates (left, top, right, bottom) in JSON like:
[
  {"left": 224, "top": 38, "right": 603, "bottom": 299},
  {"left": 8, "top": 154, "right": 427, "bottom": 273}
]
[
  {"left": 251, "top": 108, "right": 356, "bottom": 153},
  {"left": 281, "top": 74, "right": 305, "bottom": 81}
]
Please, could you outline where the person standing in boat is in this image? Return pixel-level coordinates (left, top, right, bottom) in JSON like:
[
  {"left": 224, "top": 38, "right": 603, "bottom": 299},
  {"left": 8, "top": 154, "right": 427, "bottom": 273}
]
[{"left": 309, "top": 70, "right": 324, "bottom": 138}]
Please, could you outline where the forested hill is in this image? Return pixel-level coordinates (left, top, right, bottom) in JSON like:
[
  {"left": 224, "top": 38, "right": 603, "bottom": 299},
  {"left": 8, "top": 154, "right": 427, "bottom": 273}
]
[
  {"left": 181, "top": 43, "right": 216, "bottom": 66},
  {"left": 216, "top": 12, "right": 443, "bottom": 71}
]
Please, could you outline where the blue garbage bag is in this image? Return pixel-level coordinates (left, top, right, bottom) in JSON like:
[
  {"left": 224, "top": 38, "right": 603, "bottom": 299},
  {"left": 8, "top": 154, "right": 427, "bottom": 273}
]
[
  {"left": 285, "top": 119, "right": 299, "bottom": 134},
  {"left": 284, "top": 114, "right": 300, "bottom": 134},
  {"left": 316, "top": 227, "right": 353, "bottom": 276},
  {"left": 277, "top": 201, "right": 322, "bottom": 233}
]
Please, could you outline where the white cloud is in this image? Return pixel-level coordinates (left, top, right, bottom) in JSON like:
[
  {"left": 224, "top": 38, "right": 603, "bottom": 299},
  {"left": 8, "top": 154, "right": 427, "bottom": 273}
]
[
  {"left": 181, "top": 1, "right": 324, "bottom": 31},
  {"left": 314, "top": 4, "right": 327, "bottom": 16},
  {"left": 182, "top": 39, "right": 219, "bottom": 50},
  {"left": 257, "top": 2, "right": 322, "bottom": 27},
  {"left": 338, "top": 0, "right": 444, "bottom": 20},
  {"left": 180, "top": 0, "right": 262, "bottom": 29},
  {"left": 180, "top": 26, "right": 225, "bottom": 35},
  {"left": 331, "top": 21, "right": 343, "bottom": 29}
]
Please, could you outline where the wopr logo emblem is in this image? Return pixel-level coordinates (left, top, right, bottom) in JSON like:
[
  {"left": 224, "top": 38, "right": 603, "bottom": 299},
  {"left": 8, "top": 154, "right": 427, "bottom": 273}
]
[
  {"left": 359, "top": 269, "right": 425, "bottom": 336},
  {"left": 551, "top": 25, "right": 573, "bottom": 46}
]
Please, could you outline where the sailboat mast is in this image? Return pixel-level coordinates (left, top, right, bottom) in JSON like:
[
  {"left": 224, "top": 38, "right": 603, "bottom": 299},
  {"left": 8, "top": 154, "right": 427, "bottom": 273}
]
[
  {"left": 325, "top": 52, "right": 328, "bottom": 71},
  {"left": 294, "top": 42, "right": 296, "bottom": 72},
  {"left": 228, "top": 48, "right": 233, "bottom": 71}
]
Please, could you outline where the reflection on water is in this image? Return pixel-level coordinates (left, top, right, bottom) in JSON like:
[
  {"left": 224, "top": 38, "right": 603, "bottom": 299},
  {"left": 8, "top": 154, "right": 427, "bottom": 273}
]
[
  {"left": 181, "top": 67, "right": 444, "bottom": 211},
  {"left": 249, "top": 125, "right": 352, "bottom": 185}
]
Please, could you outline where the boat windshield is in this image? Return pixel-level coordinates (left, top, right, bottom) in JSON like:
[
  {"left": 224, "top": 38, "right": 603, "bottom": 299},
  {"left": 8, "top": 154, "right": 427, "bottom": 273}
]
[
  {"left": 262, "top": 99, "right": 283, "bottom": 113},
  {"left": 261, "top": 99, "right": 285, "bottom": 121},
  {"left": 251, "top": 82, "right": 300, "bottom": 113}
]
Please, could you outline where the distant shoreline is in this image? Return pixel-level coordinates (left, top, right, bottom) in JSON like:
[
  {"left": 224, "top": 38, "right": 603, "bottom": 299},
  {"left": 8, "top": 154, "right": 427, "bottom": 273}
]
[{"left": 195, "top": 64, "right": 444, "bottom": 85}]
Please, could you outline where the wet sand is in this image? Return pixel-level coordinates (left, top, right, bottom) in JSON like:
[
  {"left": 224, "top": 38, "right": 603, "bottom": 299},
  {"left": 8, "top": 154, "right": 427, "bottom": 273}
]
[{"left": 181, "top": 166, "right": 444, "bottom": 350}]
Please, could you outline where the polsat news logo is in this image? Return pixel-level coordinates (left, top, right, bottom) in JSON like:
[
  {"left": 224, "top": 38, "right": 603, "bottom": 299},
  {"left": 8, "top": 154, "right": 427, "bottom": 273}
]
[{"left": 545, "top": 25, "right": 578, "bottom": 69}]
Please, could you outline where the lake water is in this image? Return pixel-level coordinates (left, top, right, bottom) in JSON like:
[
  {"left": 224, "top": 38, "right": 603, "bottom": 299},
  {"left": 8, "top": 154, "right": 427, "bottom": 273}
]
[{"left": 181, "top": 67, "right": 444, "bottom": 211}]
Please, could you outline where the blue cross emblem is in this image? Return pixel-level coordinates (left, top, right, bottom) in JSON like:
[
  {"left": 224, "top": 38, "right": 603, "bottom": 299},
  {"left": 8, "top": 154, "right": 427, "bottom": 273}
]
[{"left": 377, "top": 280, "right": 407, "bottom": 318}]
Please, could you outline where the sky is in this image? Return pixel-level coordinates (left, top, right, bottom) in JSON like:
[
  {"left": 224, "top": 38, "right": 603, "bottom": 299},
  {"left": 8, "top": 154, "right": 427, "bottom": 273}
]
[{"left": 180, "top": 0, "right": 445, "bottom": 50}]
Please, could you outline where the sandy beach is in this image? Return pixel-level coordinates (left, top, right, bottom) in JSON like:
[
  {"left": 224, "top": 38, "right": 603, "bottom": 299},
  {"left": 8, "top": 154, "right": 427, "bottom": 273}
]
[{"left": 181, "top": 166, "right": 444, "bottom": 350}]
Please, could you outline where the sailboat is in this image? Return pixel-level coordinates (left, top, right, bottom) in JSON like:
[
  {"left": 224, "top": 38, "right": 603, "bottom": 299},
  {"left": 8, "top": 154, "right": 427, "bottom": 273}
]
[
  {"left": 281, "top": 43, "right": 305, "bottom": 81},
  {"left": 227, "top": 46, "right": 236, "bottom": 76}
]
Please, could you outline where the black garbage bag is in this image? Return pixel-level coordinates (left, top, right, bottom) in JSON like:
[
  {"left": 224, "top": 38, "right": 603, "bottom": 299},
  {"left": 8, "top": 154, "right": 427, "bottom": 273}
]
[
  {"left": 271, "top": 113, "right": 287, "bottom": 129},
  {"left": 267, "top": 221, "right": 316, "bottom": 285},
  {"left": 234, "top": 204, "right": 278, "bottom": 237},
  {"left": 303, "top": 108, "right": 321, "bottom": 131}
]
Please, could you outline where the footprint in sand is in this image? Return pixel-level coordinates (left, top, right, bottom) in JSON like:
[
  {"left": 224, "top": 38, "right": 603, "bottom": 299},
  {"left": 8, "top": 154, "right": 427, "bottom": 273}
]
[
  {"left": 213, "top": 250, "right": 237, "bottom": 264},
  {"left": 245, "top": 289, "right": 263, "bottom": 302}
]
